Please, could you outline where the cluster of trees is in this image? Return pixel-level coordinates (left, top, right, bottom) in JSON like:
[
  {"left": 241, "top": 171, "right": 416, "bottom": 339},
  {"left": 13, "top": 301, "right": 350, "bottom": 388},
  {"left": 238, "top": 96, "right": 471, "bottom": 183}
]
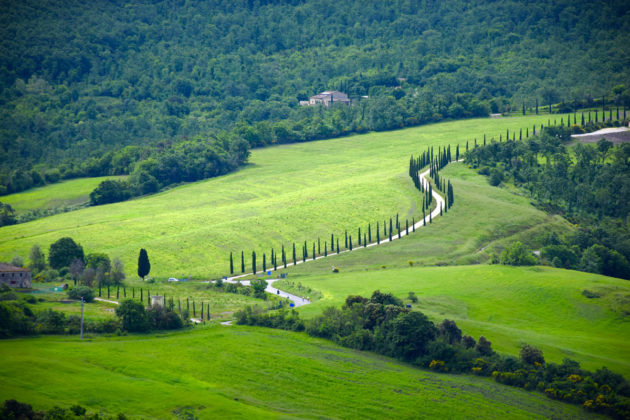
[
  {"left": 16, "top": 239, "right": 128, "bottom": 287},
  {"left": 1, "top": 399, "right": 130, "bottom": 420},
  {"left": 2, "top": 0, "right": 630, "bottom": 195},
  {"left": 237, "top": 290, "right": 630, "bottom": 418},
  {"left": 466, "top": 125, "right": 630, "bottom": 279}
]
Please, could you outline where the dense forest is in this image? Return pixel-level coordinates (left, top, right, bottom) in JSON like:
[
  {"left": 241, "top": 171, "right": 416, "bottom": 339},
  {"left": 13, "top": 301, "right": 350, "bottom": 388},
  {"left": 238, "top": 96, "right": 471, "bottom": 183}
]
[
  {"left": 1, "top": 0, "right": 630, "bottom": 188},
  {"left": 466, "top": 125, "right": 630, "bottom": 280}
]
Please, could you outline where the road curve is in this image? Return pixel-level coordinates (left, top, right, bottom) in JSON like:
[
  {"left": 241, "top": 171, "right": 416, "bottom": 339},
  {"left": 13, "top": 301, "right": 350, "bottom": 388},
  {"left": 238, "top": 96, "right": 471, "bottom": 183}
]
[{"left": 225, "top": 161, "right": 454, "bottom": 285}]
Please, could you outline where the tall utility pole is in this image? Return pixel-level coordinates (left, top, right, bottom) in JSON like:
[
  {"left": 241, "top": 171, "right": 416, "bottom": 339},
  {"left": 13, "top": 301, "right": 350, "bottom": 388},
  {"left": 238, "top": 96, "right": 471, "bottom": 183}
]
[{"left": 80, "top": 297, "right": 85, "bottom": 340}]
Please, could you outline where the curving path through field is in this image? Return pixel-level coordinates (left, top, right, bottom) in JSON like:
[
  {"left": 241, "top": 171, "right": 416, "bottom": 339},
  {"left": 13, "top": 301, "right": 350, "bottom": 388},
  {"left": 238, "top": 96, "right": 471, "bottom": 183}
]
[{"left": 224, "top": 162, "right": 454, "bottom": 291}]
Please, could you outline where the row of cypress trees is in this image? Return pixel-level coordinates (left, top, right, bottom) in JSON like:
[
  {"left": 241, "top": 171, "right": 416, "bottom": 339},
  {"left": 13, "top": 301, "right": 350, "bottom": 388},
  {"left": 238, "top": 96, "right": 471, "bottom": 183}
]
[{"left": 231, "top": 146, "right": 460, "bottom": 276}]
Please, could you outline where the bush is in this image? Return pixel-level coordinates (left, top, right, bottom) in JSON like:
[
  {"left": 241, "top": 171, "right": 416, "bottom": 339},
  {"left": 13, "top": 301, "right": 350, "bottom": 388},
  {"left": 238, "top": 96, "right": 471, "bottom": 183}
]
[
  {"left": 520, "top": 344, "right": 545, "bottom": 365},
  {"left": 147, "top": 304, "right": 184, "bottom": 330},
  {"left": 500, "top": 242, "right": 537, "bottom": 266},
  {"left": 35, "top": 309, "right": 66, "bottom": 334},
  {"left": 67, "top": 286, "right": 94, "bottom": 302},
  {"left": 115, "top": 299, "right": 149, "bottom": 332}
]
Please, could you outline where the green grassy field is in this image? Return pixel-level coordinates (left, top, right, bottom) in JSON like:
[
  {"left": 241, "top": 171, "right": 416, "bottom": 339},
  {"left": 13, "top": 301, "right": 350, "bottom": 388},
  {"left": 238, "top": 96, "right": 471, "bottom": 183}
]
[
  {"left": 277, "top": 264, "right": 630, "bottom": 377},
  {"left": 0, "top": 326, "right": 602, "bottom": 419},
  {"left": 1, "top": 176, "right": 124, "bottom": 215},
  {"left": 0, "top": 115, "right": 555, "bottom": 279}
]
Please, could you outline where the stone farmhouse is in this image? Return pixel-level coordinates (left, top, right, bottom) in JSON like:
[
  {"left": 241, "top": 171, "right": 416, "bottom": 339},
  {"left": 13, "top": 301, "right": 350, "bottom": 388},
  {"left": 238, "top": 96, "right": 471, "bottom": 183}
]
[
  {"left": 0, "top": 263, "right": 32, "bottom": 288},
  {"left": 300, "top": 91, "right": 350, "bottom": 107}
]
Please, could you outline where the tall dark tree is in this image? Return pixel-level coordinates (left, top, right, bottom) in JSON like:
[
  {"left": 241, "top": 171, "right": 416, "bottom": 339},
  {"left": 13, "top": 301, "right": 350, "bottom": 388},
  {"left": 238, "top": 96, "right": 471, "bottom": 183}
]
[
  {"left": 229, "top": 252, "right": 234, "bottom": 275},
  {"left": 137, "top": 248, "right": 150, "bottom": 281},
  {"left": 293, "top": 243, "right": 297, "bottom": 265},
  {"left": 241, "top": 251, "right": 245, "bottom": 273},
  {"left": 252, "top": 251, "right": 257, "bottom": 274}
]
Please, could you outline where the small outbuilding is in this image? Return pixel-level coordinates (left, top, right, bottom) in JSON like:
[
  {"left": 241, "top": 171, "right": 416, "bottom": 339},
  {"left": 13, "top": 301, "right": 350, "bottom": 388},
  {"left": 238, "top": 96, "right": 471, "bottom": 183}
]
[
  {"left": 0, "top": 263, "right": 32, "bottom": 288},
  {"left": 301, "top": 91, "right": 350, "bottom": 107}
]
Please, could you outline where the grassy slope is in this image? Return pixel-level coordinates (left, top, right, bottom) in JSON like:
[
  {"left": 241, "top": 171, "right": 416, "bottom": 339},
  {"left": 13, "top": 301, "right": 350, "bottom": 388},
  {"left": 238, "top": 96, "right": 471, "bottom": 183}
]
[
  {"left": 1, "top": 176, "right": 123, "bottom": 214},
  {"left": 0, "top": 326, "right": 601, "bottom": 419},
  {"left": 0, "top": 115, "right": 554, "bottom": 278},
  {"left": 280, "top": 264, "right": 630, "bottom": 377}
]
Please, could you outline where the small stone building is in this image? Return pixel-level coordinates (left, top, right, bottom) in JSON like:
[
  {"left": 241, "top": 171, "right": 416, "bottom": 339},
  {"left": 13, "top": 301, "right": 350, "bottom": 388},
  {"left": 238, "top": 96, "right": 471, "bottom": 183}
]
[
  {"left": 0, "top": 263, "right": 32, "bottom": 288},
  {"left": 301, "top": 91, "right": 350, "bottom": 107}
]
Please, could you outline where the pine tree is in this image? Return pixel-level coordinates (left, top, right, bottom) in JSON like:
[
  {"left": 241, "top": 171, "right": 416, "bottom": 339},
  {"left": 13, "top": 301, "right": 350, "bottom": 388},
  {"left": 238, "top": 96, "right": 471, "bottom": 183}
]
[{"left": 229, "top": 252, "right": 234, "bottom": 275}]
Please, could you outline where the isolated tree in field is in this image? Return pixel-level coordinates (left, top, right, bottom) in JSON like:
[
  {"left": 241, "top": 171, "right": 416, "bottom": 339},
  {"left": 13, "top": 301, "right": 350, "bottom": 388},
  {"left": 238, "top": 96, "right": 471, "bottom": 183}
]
[
  {"left": 229, "top": 252, "right": 234, "bottom": 275},
  {"left": 49, "top": 237, "right": 84, "bottom": 270},
  {"left": 137, "top": 248, "right": 151, "bottom": 280},
  {"left": 28, "top": 245, "right": 46, "bottom": 273}
]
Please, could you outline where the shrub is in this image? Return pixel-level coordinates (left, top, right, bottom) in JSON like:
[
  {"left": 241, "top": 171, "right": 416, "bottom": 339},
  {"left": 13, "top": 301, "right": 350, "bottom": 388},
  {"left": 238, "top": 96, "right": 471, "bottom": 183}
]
[
  {"left": 500, "top": 241, "right": 537, "bottom": 266},
  {"left": 520, "top": 344, "right": 545, "bottom": 365},
  {"left": 67, "top": 286, "right": 94, "bottom": 302},
  {"left": 147, "top": 305, "right": 184, "bottom": 330},
  {"left": 407, "top": 291, "right": 418, "bottom": 303},
  {"left": 115, "top": 299, "right": 149, "bottom": 332},
  {"left": 35, "top": 309, "right": 66, "bottom": 334}
]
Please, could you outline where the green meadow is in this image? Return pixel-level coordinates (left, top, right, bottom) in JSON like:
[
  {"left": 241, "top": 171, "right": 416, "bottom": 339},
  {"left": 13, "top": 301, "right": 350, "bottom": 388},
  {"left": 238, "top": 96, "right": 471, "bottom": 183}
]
[
  {"left": 0, "top": 326, "right": 602, "bottom": 419},
  {"left": 1, "top": 176, "right": 123, "bottom": 215},
  {"left": 277, "top": 264, "right": 630, "bottom": 377},
  {"left": 0, "top": 114, "right": 554, "bottom": 279}
]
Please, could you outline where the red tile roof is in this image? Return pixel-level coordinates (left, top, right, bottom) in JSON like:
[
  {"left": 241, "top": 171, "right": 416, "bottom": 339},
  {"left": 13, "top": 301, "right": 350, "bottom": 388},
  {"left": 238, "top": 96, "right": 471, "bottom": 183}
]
[{"left": 0, "top": 263, "right": 30, "bottom": 273}]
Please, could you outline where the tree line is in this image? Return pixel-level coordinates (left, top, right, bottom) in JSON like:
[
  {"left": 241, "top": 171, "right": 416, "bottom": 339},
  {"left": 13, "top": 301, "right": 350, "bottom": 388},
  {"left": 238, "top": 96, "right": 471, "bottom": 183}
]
[{"left": 465, "top": 120, "right": 630, "bottom": 279}]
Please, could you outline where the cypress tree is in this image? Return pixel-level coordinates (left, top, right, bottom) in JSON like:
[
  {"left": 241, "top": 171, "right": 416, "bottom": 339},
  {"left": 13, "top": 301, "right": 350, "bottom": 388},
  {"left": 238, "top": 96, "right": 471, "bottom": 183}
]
[
  {"left": 610, "top": 108, "right": 613, "bottom": 121},
  {"left": 581, "top": 112, "right": 585, "bottom": 125},
  {"left": 252, "top": 251, "right": 257, "bottom": 274},
  {"left": 466, "top": 140, "right": 469, "bottom": 151},
  {"left": 282, "top": 244, "right": 287, "bottom": 268},
  {"left": 273, "top": 249, "right": 277, "bottom": 270},
  {"left": 201, "top": 302, "right": 204, "bottom": 321},
  {"left": 574, "top": 113, "right": 577, "bottom": 125},
  {"left": 398, "top": 224, "right": 401, "bottom": 239},
  {"left": 456, "top": 144, "right": 459, "bottom": 161},
  {"left": 595, "top": 110, "right": 598, "bottom": 122},
  {"left": 303, "top": 242, "right": 307, "bottom": 262},
  {"left": 193, "top": 301, "right": 196, "bottom": 317},
  {"left": 526, "top": 127, "right": 529, "bottom": 137},
  {"left": 368, "top": 223, "right": 372, "bottom": 242},
  {"left": 312, "top": 242, "right": 316, "bottom": 260},
  {"left": 358, "top": 228, "right": 361, "bottom": 245},
  {"left": 229, "top": 252, "right": 234, "bottom": 275},
  {"left": 396, "top": 213, "right": 399, "bottom": 230},
  {"left": 377, "top": 222, "right": 380, "bottom": 244},
  {"left": 519, "top": 128, "right": 522, "bottom": 140},
  {"left": 364, "top": 233, "right": 367, "bottom": 248},
  {"left": 412, "top": 217, "right": 416, "bottom": 232},
  {"left": 137, "top": 248, "right": 151, "bottom": 281},
  {"left": 589, "top": 111, "right": 591, "bottom": 123},
  {"left": 423, "top": 209, "right": 426, "bottom": 226},
  {"left": 324, "top": 242, "right": 328, "bottom": 257},
  {"left": 318, "top": 237, "right": 321, "bottom": 255},
  {"left": 405, "top": 219, "right": 409, "bottom": 235},
  {"left": 331, "top": 234, "right": 334, "bottom": 251},
  {"left": 389, "top": 218, "right": 393, "bottom": 241},
  {"left": 349, "top": 235, "right": 353, "bottom": 250},
  {"left": 337, "top": 239, "right": 340, "bottom": 254},
  {"left": 440, "top": 203, "right": 443, "bottom": 216},
  {"left": 241, "top": 251, "right": 245, "bottom": 273},
  {"left": 430, "top": 212, "right": 432, "bottom": 224},
  {"left": 207, "top": 303, "right": 210, "bottom": 321},
  {"left": 345, "top": 231, "right": 348, "bottom": 249},
  {"left": 186, "top": 298, "right": 189, "bottom": 312},
  {"left": 293, "top": 243, "right": 296, "bottom": 265},
  {"left": 263, "top": 253, "right": 266, "bottom": 272}
]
